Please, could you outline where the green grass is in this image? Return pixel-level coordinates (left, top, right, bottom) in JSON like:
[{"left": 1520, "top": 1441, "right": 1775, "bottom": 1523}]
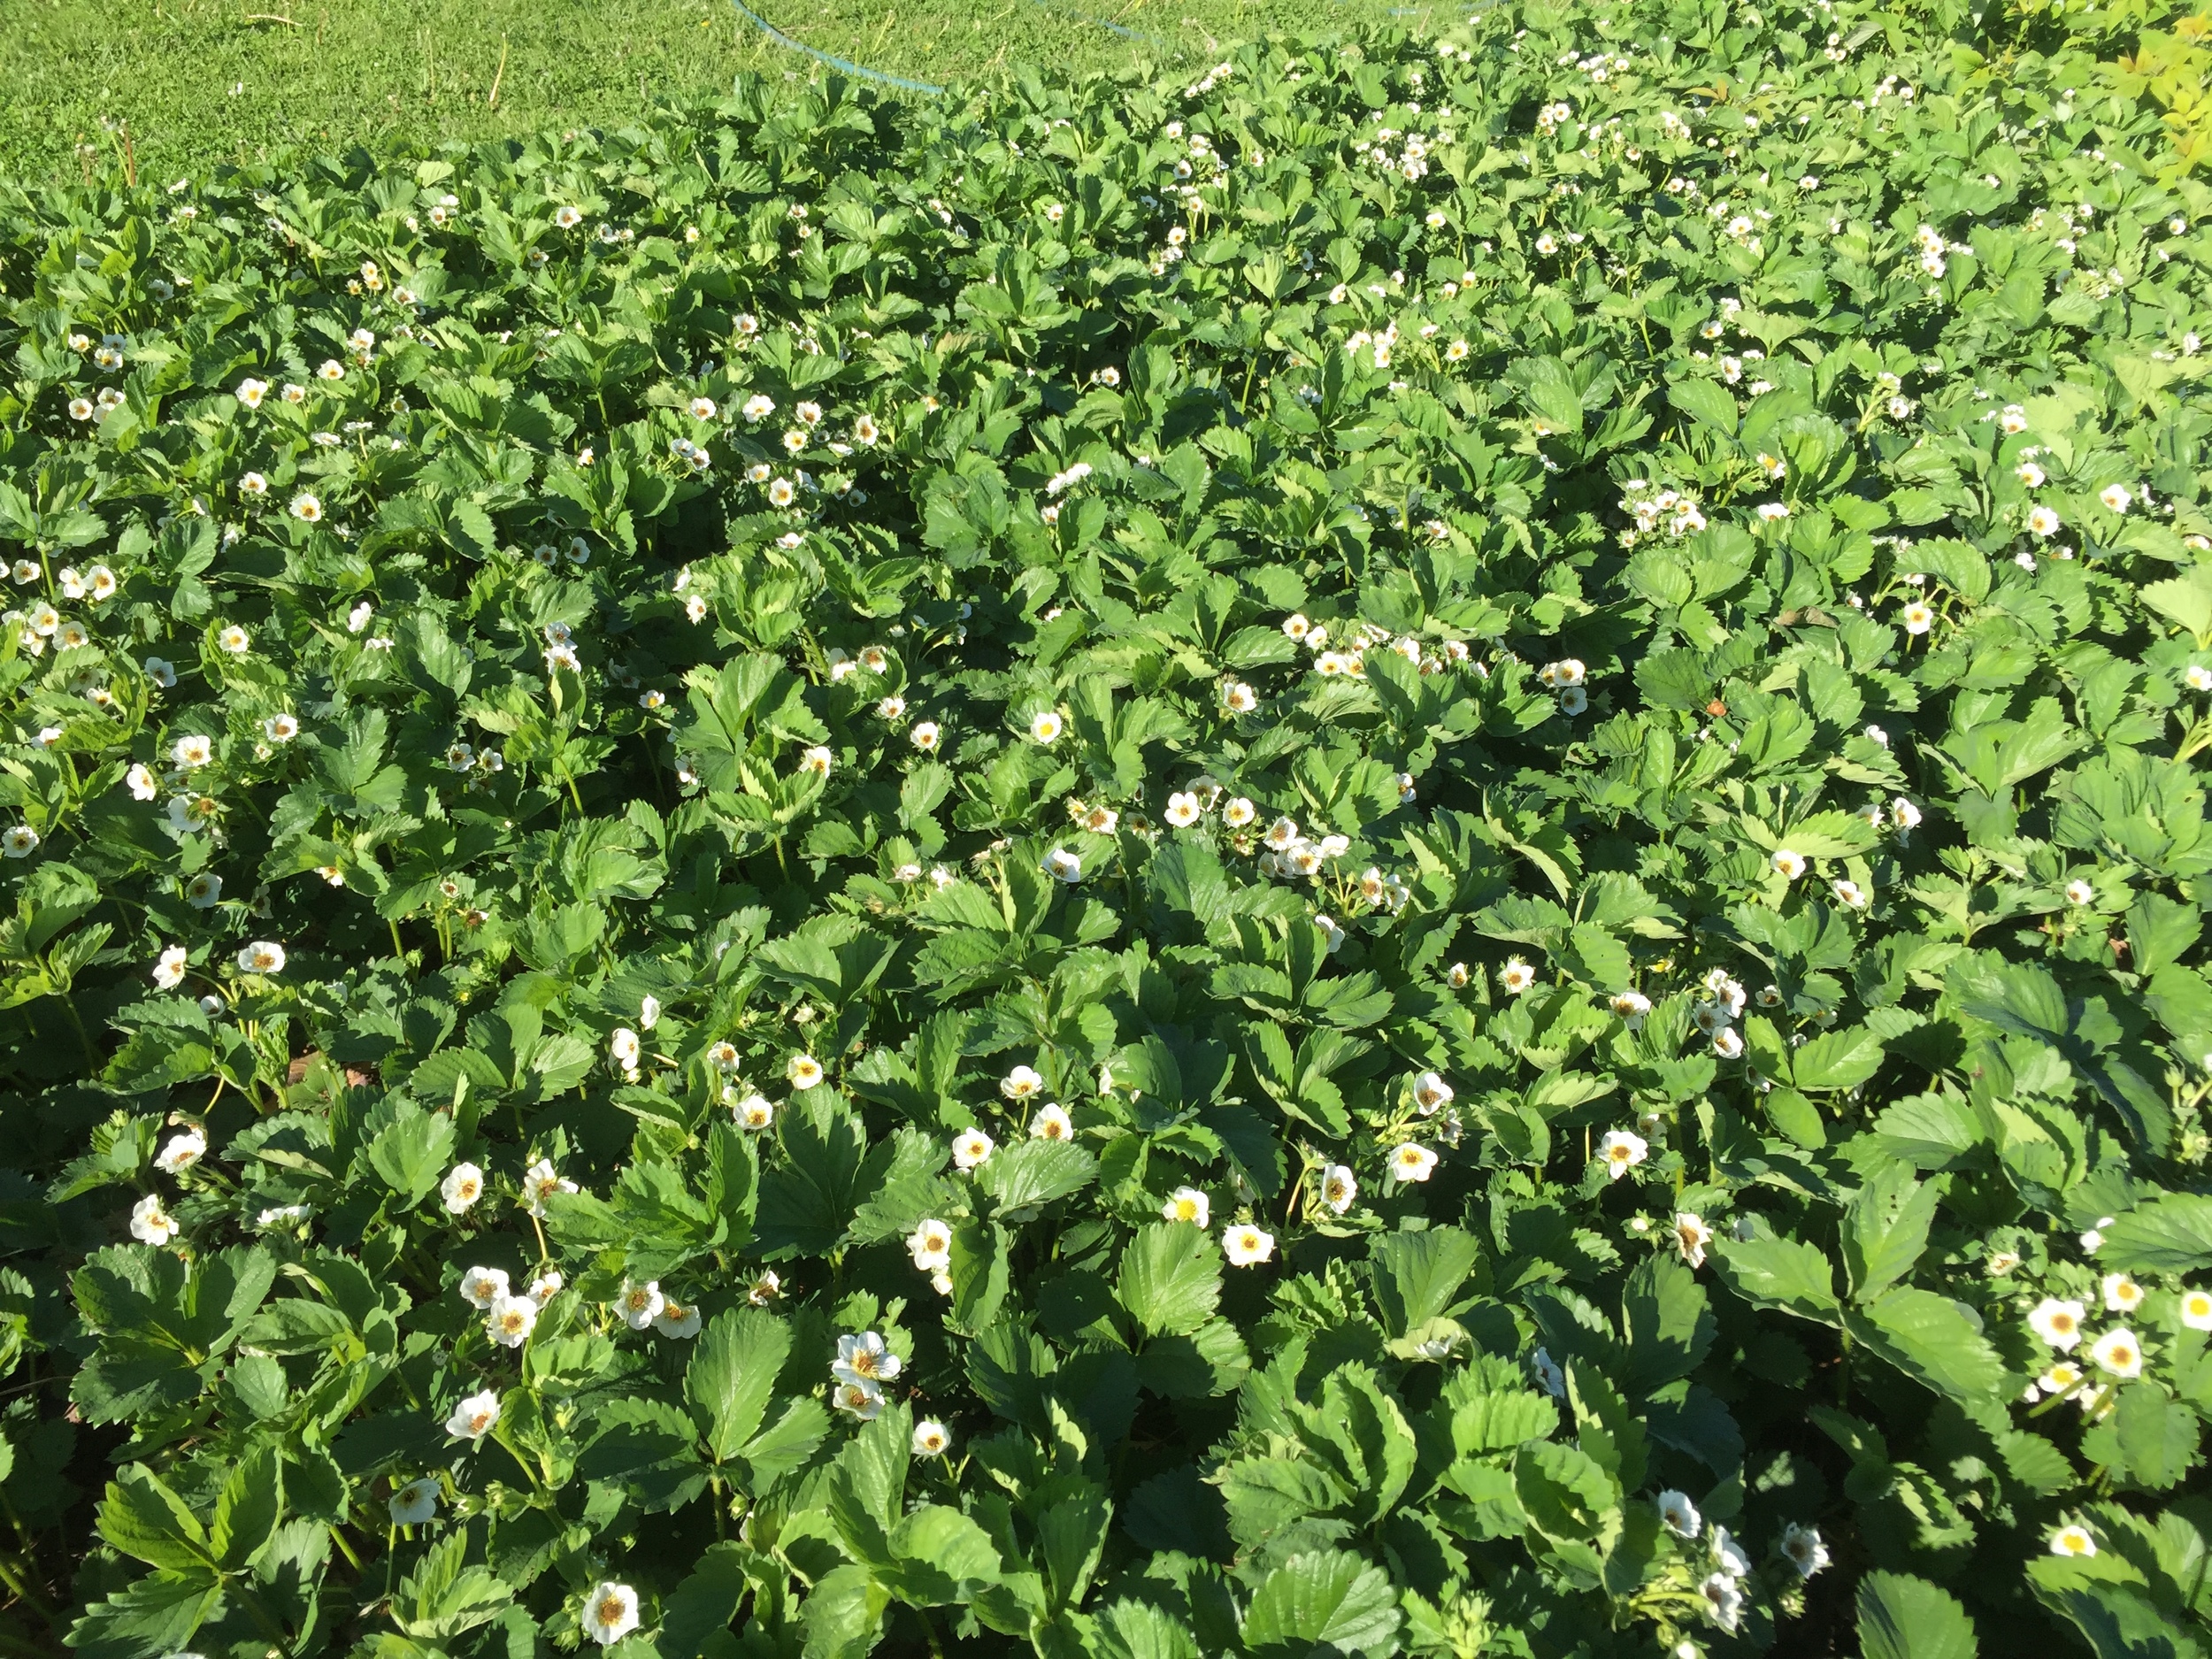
[{"left": 0, "top": 0, "right": 1425, "bottom": 183}]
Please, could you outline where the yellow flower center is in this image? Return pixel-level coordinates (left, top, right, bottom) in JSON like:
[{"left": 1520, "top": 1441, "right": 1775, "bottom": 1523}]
[{"left": 598, "top": 1598, "right": 626, "bottom": 1624}]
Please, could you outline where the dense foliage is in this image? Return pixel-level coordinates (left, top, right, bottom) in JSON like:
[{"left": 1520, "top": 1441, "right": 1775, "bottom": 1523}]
[{"left": 4, "top": 2, "right": 2212, "bottom": 1655}]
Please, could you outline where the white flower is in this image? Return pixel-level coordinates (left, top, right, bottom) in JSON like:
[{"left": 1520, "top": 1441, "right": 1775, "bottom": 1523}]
[
  {"left": 797, "top": 745, "right": 833, "bottom": 777},
  {"left": 1412, "top": 1071, "right": 1454, "bottom": 1113},
  {"left": 1699, "top": 1571, "right": 1744, "bottom": 1633},
  {"left": 441, "top": 1163, "right": 485, "bottom": 1214},
  {"left": 1900, "top": 600, "right": 1934, "bottom": 635},
  {"left": 446, "top": 1389, "right": 502, "bottom": 1441},
  {"left": 1498, "top": 958, "right": 1536, "bottom": 995},
  {"left": 610, "top": 1027, "right": 641, "bottom": 1071},
  {"left": 486, "top": 1292, "right": 538, "bottom": 1347},
  {"left": 1319, "top": 1164, "right": 1357, "bottom": 1215},
  {"left": 263, "top": 713, "right": 299, "bottom": 743},
  {"left": 1713, "top": 1027, "right": 1745, "bottom": 1059},
  {"left": 523, "top": 1159, "right": 577, "bottom": 1217},
  {"left": 2089, "top": 1327, "right": 2142, "bottom": 1379},
  {"left": 1600, "top": 1129, "right": 1648, "bottom": 1179},
  {"left": 1223, "top": 797, "right": 1256, "bottom": 828},
  {"left": 1030, "top": 1102, "right": 1073, "bottom": 1141},
  {"left": 2065, "top": 879, "right": 2095, "bottom": 906},
  {"left": 2190, "top": 665, "right": 2212, "bottom": 693},
  {"left": 742, "top": 393, "right": 775, "bottom": 421},
  {"left": 1610, "top": 990, "right": 1652, "bottom": 1029},
  {"left": 639, "top": 995, "right": 660, "bottom": 1032},
  {"left": 1042, "top": 848, "right": 1082, "bottom": 884},
  {"left": 2101, "top": 1272, "right": 2143, "bottom": 1314},
  {"left": 127, "top": 762, "right": 160, "bottom": 800},
  {"left": 2100, "top": 483, "right": 2131, "bottom": 513},
  {"left": 1391, "top": 1142, "right": 1439, "bottom": 1183},
  {"left": 912, "top": 1418, "right": 951, "bottom": 1457},
  {"left": 527, "top": 1271, "right": 564, "bottom": 1305},
  {"left": 0, "top": 826, "right": 40, "bottom": 859},
  {"left": 348, "top": 601, "right": 375, "bottom": 634},
  {"left": 2028, "top": 504, "right": 2062, "bottom": 536},
  {"left": 155, "top": 1129, "right": 206, "bottom": 1174},
  {"left": 908, "top": 1218, "right": 953, "bottom": 1271},
  {"left": 152, "top": 944, "right": 188, "bottom": 990},
  {"left": 1163, "top": 1187, "right": 1210, "bottom": 1226},
  {"left": 1832, "top": 879, "right": 1868, "bottom": 910},
  {"left": 952, "top": 1128, "right": 995, "bottom": 1170},
  {"left": 2050, "top": 1525, "right": 2098, "bottom": 1558},
  {"left": 910, "top": 721, "right": 941, "bottom": 751},
  {"left": 291, "top": 492, "right": 322, "bottom": 523},
  {"left": 1659, "top": 1490, "right": 1701, "bottom": 1539},
  {"left": 749, "top": 1270, "right": 781, "bottom": 1306},
  {"left": 173, "top": 733, "right": 214, "bottom": 769},
  {"left": 236, "top": 941, "right": 286, "bottom": 974},
  {"left": 1770, "top": 849, "right": 1806, "bottom": 880},
  {"left": 732, "top": 1093, "right": 774, "bottom": 1131},
  {"left": 1001, "top": 1064, "right": 1044, "bottom": 1101},
  {"left": 1164, "top": 791, "right": 1201, "bottom": 826},
  {"left": 787, "top": 1054, "right": 824, "bottom": 1089},
  {"left": 832, "top": 1379, "right": 883, "bottom": 1419},
  {"left": 130, "top": 1194, "right": 177, "bottom": 1245},
  {"left": 459, "top": 1265, "right": 511, "bottom": 1309},
  {"left": 618, "top": 1279, "right": 665, "bottom": 1330},
  {"left": 389, "top": 1478, "right": 439, "bottom": 1526},
  {"left": 653, "top": 1298, "right": 703, "bottom": 1339},
  {"left": 1029, "top": 710, "right": 1064, "bottom": 744},
  {"left": 2179, "top": 1288, "right": 2212, "bottom": 1331},
  {"left": 2029, "top": 1297, "right": 2085, "bottom": 1351},
  {"left": 1780, "top": 1522, "right": 1830, "bottom": 1578},
  {"left": 833, "top": 1331, "right": 902, "bottom": 1386},
  {"left": 235, "top": 378, "right": 268, "bottom": 409},
  {"left": 582, "top": 1582, "right": 641, "bottom": 1647},
  {"left": 1674, "top": 1212, "right": 1712, "bottom": 1268},
  {"left": 1223, "top": 1223, "right": 1275, "bottom": 1265},
  {"left": 2083, "top": 1216, "right": 2114, "bottom": 1253}
]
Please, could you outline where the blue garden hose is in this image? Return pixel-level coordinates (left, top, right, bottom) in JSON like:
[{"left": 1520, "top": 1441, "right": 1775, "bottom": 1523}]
[{"left": 729, "top": 0, "right": 949, "bottom": 93}]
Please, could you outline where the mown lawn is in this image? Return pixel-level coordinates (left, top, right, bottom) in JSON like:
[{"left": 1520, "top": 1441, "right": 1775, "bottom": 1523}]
[{"left": 0, "top": 0, "right": 1428, "bottom": 181}]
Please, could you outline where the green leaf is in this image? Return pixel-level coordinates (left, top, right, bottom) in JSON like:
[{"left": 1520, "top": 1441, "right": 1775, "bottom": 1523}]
[
  {"left": 1857, "top": 1571, "right": 1978, "bottom": 1659},
  {"left": 687, "top": 1308, "right": 789, "bottom": 1463},
  {"left": 827, "top": 1402, "right": 910, "bottom": 1567},
  {"left": 2141, "top": 565, "right": 2212, "bottom": 646},
  {"left": 1842, "top": 1164, "right": 1940, "bottom": 1303},
  {"left": 96, "top": 1466, "right": 211, "bottom": 1572},
  {"left": 210, "top": 1442, "right": 282, "bottom": 1570},
  {"left": 2100, "top": 1195, "right": 2212, "bottom": 1273},
  {"left": 1116, "top": 1223, "right": 1222, "bottom": 1339},
  {"left": 1791, "top": 1025, "right": 1886, "bottom": 1090},
  {"left": 1622, "top": 1254, "right": 1715, "bottom": 1393},
  {"left": 1848, "top": 1287, "right": 2009, "bottom": 1408},
  {"left": 363, "top": 1104, "right": 457, "bottom": 1206},
  {"left": 756, "top": 1094, "right": 867, "bottom": 1259},
  {"left": 1239, "top": 1550, "right": 1402, "bottom": 1658},
  {"left": 974, "top": 1138, "right": 1096, "bottom": 1212},
  {"left": 1713, "top": 1234, "right": 1841, "bottom": 1323},
  {"left": 2102, "top": 1382, "right": 2201, "bottom": 1491},
  {"left": 1668, "top": 378, "right": 1740, "bottom": 440},
  {"left": 1369, "top": 1225, "right": 1480, "bottom": 1338},
  {"left": 1512, "top": 1440, "right": 1620, "bottom": 1542}
]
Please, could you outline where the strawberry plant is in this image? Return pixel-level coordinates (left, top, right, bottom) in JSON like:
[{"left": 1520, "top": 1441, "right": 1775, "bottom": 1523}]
[{"left": 3, "top": 2, "right": 2212, "bottom": 1656}]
